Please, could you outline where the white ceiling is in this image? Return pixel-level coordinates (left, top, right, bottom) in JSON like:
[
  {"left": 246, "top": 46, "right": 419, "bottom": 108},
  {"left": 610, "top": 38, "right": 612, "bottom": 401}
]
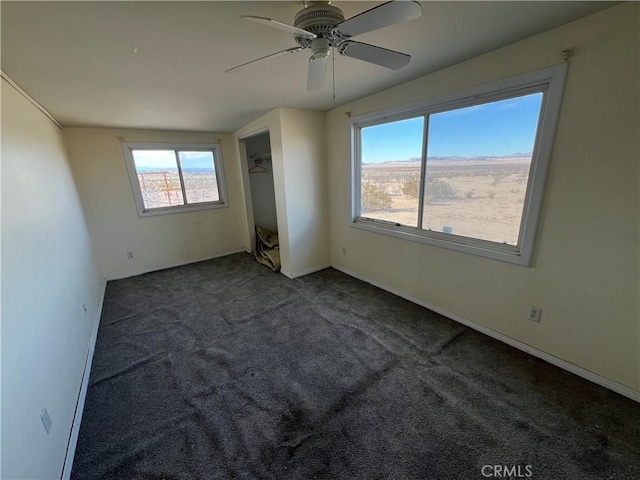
[{"left": 1, "top": 1, "right": 617, "bottom": 133}]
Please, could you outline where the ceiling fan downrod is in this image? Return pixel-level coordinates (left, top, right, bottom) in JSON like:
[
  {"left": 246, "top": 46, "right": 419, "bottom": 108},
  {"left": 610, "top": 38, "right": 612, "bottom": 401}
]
[{"left": 228, "top": 1, "right": 423, "bottom": 92}]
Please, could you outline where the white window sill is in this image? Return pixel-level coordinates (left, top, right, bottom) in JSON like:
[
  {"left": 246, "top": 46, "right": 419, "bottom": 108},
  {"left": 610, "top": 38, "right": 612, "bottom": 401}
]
[
  {"left": 351, "top": 217, "right": 531, "bottom": 266},
  {"left": 138, "top": 201, "right": 228, "bottom": 218}
]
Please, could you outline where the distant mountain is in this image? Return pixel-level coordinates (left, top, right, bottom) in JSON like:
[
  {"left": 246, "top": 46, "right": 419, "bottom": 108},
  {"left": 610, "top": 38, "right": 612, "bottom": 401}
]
[
  {"left": 182, "top": 168, "right": 215, "bottom": 173},
  {"left": 136, "top": 166, "right": 214, "bottom": 173},
  {"left": 364, "top": 152, "right": 532, "bottom": 165},
  {"left": 135, "top": 166, "right": 177, "bottom": 173}
]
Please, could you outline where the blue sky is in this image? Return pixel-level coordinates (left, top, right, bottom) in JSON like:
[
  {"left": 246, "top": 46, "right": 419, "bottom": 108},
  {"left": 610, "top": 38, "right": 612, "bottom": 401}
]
[
  {"left": 361, "top": 92, "right": 543, "bottom": 163},
  {"left": 132, "top": 150, "right": 214, "bottom": 170}
]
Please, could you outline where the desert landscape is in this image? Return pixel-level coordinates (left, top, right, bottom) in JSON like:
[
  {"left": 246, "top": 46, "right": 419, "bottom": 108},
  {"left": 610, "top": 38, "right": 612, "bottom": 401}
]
[
  {"left": 136, "top": 157, "right": 531, "bottom": 245},
  {"left": 137, "top": 170, "right": 219, "bottom": 209},
  {"left": 361, "top": 156, "right": 532, "bottom": 245}
]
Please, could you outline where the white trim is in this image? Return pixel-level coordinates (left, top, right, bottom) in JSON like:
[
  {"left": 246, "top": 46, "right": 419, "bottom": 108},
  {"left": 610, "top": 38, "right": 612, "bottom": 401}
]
[
  {"left": 350, "top": 64, "right": 567, "bottom": 125},
  {"left": 350, "top": 63, "right": 568, "bottom": 267},
  {"left": 107, "top": 249, "right": 246, "bottom": 281},
  {"left": 288, "top": 264, "right": 331, "bottom": 279},
  {"left": 62, "top": 250, "right": 248, "bottom": 474},
  {"left": 121, "top": 142, "right": 229, "bottom": 218},
  {"left": 332, "top": 265, "right": 640, "bottom": 403},
  {"left": 352, "top": 220, "right": 526, "bottom": 265},
  {"left": 1, "top": 70, "right": 63, "bottom": 129},
  {"left": 238, "top": 127, "right": 271, "bottom": 142},
  {"left": 61, "top": 279, "right": 107, "bottom": 479}
]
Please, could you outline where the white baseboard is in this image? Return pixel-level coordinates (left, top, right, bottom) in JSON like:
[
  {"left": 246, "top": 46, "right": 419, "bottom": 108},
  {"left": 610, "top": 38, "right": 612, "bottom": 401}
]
[
  {"left": 280, "top": 269, "right": 294, "bottom": 279},
  {"left": 107, "top": 249, "right": 247, "bottom": 280},
  {"left": 58, "top": 257, "right": 638, "bottom": 480},
  {"left": 287, "top": 263, "right": 331, "bottom": 279},
  {"left": 61, "top": 279, "right": 107, "bottom": 479},
  {"left": 332, "top": 265, "right": 640, "bottom": 403}
]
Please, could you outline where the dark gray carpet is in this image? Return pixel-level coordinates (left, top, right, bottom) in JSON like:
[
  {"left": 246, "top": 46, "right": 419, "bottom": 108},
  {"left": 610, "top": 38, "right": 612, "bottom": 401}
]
[{"left": 72, "top": 253, "right": 639, "bottom": 480}]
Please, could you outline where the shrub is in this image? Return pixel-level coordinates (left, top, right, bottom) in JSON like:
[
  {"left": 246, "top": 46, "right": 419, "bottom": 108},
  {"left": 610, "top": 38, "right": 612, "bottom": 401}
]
[
  {"left": 491, "top": 172, "right": 511, "bottom": 187},
  {"left": 425, "top": 178, "right": 456, "bottom": 203},
  {"left": 402, "top": 176, "right": 419, "bottom": 198},
  {"left": 464, "top": 189, "right": 476, "bottom": 199},
  {"left": 487, "top": 191, "right": 496, "bottom": 199},
  {"left": 362, "top": 182, "right": 392, "bottom": 212}
]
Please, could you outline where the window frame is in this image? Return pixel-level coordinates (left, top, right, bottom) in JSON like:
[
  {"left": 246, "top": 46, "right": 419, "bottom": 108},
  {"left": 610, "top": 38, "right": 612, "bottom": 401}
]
[
  {"left": 350, "top": 64, "right": 567, "bottom": 266},
  {"left": 122, "top": 142, "right": 229, "bottom": 217}
]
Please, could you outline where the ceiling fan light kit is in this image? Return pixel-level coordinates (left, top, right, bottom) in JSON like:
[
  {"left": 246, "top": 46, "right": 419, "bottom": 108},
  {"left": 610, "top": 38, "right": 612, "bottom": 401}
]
[{"left": 227, "top": 1, "right": 423, "bottom": 92}]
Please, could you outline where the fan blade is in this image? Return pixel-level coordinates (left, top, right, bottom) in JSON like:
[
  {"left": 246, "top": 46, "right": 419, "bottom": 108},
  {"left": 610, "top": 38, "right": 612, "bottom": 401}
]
[
  {"left": 307, "top": 54, "right": 328, "bottom": 92},
  {"left": 338, "top": 41, "right": 410, "bottom": 70},
  {"left": 241, "top": 15, "right": 317, "bottom": 39},
  {"left": 225, "top": 47, "right": 304, "bottom": 73},
  {"left": 334, "top": 1, "right": 422, "bottom": 38}
]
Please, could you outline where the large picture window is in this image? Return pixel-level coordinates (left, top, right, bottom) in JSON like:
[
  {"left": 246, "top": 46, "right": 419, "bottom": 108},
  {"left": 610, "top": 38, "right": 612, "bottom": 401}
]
[
  {"left": 351, "top": 65, "right": 567, "bottom": 265},
  {"left": 122, "top": 142, "right": 228, "bottom": 217}
]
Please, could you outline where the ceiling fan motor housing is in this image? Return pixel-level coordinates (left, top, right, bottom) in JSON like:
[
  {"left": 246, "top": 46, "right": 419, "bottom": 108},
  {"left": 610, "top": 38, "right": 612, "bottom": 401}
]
[
  {"left": 228, "top": 1, "right": 421, "bottom": 89},
  {"left": 293, "top": 2, "right": 345, "bottom": 47}
]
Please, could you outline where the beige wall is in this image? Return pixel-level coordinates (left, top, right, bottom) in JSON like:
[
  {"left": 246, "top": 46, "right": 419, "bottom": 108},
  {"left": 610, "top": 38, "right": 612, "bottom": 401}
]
[
  {"left": 233, "top": 109, "right": 290, "bottom": 270},
  {"left": 326, "top": 3, "right": 639, "bottom": 392},
  {"left": 278, "top": 108, "right": 329, "bottom": 277},
  {"left": 1, "top": 79, "right": 104, "bottom": 478},
  {"left": 233, "top": 108, "right": 329, "bottom": 278},
  {"left": 63, "top": 127, "right": 247, "bottom": 279}
]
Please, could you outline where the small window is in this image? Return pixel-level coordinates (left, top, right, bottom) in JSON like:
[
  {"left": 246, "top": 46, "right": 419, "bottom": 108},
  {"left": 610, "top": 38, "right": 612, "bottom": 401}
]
[
  {"left": 122, "top": 143, "right": 228, "bottom": 217},
  {"left": 351, "top": 64, "right": 567, "bottom": 265}
]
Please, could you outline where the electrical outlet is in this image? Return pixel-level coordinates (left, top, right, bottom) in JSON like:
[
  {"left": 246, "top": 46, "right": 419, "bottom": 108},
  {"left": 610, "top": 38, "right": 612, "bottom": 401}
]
[
  {"left": 126, "top": 251, "right": 134, "bottom": 260},
  {"left": 528, "top": 305, "right": 542, "bottom": 322},
  {"left": 41, "top": 407, "right": 52, "bottom": 434}
]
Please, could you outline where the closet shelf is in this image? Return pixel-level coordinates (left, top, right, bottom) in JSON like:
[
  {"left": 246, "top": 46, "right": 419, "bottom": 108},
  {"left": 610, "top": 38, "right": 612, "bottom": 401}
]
[
  {"left": 248, "top": 153, "right": 271, "bottom": 162},
  {"left": 248, "top": 153, "right": 271, "bottom": 173}
]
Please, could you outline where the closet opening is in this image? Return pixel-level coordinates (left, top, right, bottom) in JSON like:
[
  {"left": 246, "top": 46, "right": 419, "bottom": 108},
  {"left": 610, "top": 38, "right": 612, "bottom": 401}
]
[{"left": 241, "top": 131, "right": 280, "bottom": 271}]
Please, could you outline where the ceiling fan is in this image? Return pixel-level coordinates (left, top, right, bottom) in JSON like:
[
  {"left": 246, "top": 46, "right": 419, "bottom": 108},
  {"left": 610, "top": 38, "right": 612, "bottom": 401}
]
[{"left": 226, "top": 1, "right": 423, "bottom": 92}]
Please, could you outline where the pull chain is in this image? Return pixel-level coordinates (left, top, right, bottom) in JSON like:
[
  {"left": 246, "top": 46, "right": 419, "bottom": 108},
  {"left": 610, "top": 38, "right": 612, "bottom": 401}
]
[{"left": 332, "top": 46, "right": 336, "bottom": 101}]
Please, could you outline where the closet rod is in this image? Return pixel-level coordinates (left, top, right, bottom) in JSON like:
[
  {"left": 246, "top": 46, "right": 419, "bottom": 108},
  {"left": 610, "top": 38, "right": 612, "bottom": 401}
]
[{"left": 248, "top": 153, "right": 271, "bottom": 162}]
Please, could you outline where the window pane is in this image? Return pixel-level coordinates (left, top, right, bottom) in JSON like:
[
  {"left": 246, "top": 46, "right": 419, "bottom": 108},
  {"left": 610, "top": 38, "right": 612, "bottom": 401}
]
[
  {"left": 422, "top": 92, "right": 543, "bottom": 245},
  {"left": 131, "top": 150, "right": 184, "bottom": 209},
  {"left": 361, "top": 117, "right": 424, "bottom": 227},
  {"left": 178, "top": 151, "right": 219, "bottom": 204}
]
